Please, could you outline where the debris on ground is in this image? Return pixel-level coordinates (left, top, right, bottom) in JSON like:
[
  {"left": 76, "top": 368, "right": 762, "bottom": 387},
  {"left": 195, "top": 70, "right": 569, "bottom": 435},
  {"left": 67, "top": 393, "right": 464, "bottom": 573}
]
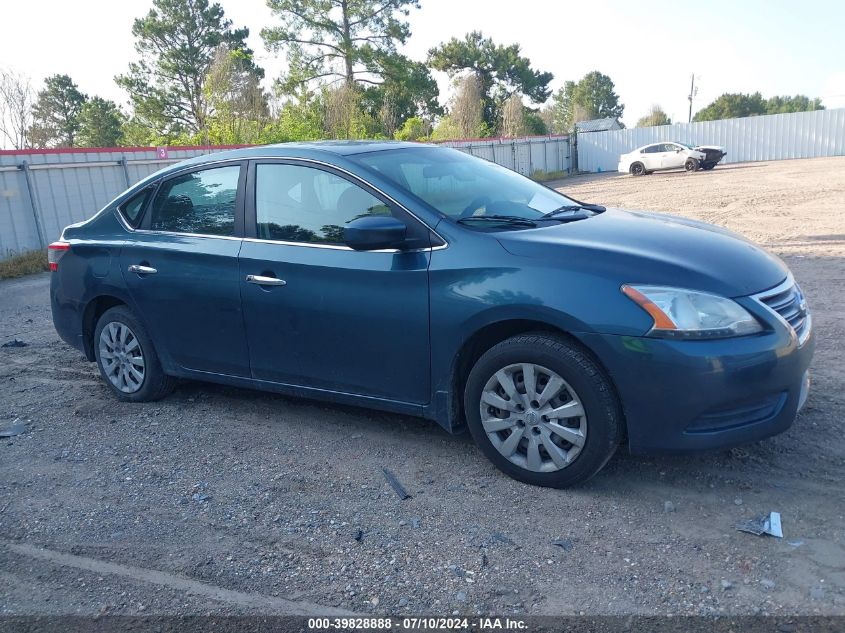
[
  {"left": 0, "top": 422, "right": 28, "bottom": 438},
  {"left": 354, "top": 529, "right": 364, "bottom": 542},
  {"left": 736, "top": 511, "right": 783, "bottom": 537},
  {"left": 491, "top": 532, "right": 515, "bottom": 545},
  {"left": 721, "top": 580, "right": 734, "bottom": 591},
  {"left": 191, "top": 493, "right": 211, "bottom": 503},
  {"left": 663, "top": 501, "right": 676, "bottom": 513},
  {"left": 552, "top": 538, "right": 574, "bottom": 551},
  {"left": 1, "top": 339, "right": 28, "bottom": 348},
  {"left": 382, "top": 468, "right": 411, "bottom": 500}
]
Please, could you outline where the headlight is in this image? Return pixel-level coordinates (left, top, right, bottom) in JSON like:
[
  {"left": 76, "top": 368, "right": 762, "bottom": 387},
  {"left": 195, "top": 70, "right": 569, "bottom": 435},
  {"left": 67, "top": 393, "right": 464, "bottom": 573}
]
[{"left": 622, "top": 285, "right": 762, "bottom": 338}]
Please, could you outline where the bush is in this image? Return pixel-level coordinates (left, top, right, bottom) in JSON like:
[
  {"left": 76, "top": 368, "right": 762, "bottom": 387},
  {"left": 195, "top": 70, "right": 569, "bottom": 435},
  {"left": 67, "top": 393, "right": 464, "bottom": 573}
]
[
  {"left": 530, "top": 169, "right": 568, "bottom": 182},
  {"left": 0, "top": 250, "right": 49, "bottom": 279},
  {"left": 394, "top": 117, "right": 430, "bottom": 141}
]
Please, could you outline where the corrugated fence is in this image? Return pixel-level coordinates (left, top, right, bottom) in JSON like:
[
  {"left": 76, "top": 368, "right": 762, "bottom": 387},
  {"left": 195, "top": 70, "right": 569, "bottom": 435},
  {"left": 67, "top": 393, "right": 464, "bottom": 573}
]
[
  {"left": 0, "top": 137, "right": 571, "bottom": 258},
  {"left": 0, "top": 146, "right": 245, "bottom": 257},
  {"left": 440, "top": 135, "right": 570, "bottom": 177},
  {"left": 577, "top": 108, "right": 845, "bottom": 173}
]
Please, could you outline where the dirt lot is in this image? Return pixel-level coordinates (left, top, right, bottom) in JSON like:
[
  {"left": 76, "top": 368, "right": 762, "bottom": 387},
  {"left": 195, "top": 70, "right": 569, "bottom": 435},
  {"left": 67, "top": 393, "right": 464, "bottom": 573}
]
[{"left": 1, "top": 157, "right": 844, "bottom": 617}]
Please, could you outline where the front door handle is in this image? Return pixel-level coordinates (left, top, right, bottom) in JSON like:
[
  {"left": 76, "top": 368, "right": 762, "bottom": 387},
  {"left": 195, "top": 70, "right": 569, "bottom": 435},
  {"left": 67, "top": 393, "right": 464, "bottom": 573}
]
[
  {"left": 128, "top": 264, "right": 157, "bottom": 275},
  {"left": 246, "top": 274, "right": 286, "bottom": 287}
]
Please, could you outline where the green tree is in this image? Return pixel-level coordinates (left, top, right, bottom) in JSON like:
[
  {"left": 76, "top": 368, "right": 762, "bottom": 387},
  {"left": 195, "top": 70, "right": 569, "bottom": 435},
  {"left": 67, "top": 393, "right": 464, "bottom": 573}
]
[
  {"left": 693, "top": 92, "right": 767, "bottom": 121},
  {"left": 117, "top": 0, "right": 260, "bottom": 142},
  {"left": 360, "top": 52, "right": 441, "bottom": 136},
  {"left": 322, "top": 83, "right": 379, "bottom": 139},
  {"left": 694, "top": 92, "right": 825, "bottom": 122},
  {"left": 261, "top": 98, "right": 325, "bottom": 143},
  {"left": 262, "top": 0, "right": 420, "bottom": 90},
  {"left": 29, "top": 74, "right": 87, "bottom": 147},
  {"left": 77, "top": 97, "right": 124, "bottom": 147},
  {"left": 204, "top": 45, "right": 270, "bottom": 144},
  {"left": 765, "top": 94, "right": 824, "bottom": 114},
  {"left": 501, "top": 93, "right": 527, "bottom": 137},
  {"left": 636, "top": 104, "right": 671, "bottom": 127},
  {"left": 523, "top": 111, "right": 548, "bottom": 135},
  {"left": 448, "top": 74, "right": 486, "bottom": 139},
  {"left": 428, "top": 31, "right": 553, "bottom": 130},
  {"left": 549, "top": 71, "right": 623, "bottom": 133},
  {"left": 394, "top": 116, "right": 429, "bottom": 141}
]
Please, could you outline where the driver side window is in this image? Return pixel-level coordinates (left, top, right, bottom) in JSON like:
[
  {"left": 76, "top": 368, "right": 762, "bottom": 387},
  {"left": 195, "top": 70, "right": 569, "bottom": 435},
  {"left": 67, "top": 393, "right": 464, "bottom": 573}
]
[{"left": 254, "top": 163, "right": 429, "bottom": 248}]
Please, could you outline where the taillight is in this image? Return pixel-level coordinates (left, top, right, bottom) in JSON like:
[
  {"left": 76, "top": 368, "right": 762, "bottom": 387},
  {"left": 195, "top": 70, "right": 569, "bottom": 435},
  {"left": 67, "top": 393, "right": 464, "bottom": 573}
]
[{"left": 48, "top": 242, "right": 70, "bottom": 271}]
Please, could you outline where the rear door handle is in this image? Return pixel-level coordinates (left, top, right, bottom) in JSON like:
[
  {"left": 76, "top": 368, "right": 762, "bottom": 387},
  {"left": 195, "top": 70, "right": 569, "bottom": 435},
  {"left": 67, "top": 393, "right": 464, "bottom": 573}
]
[
  {"left": 128, "top": 264, "right": 157, "bottom": 275},
  {"left": 246, "top": 274, "right": 286, "bottom": 286}
]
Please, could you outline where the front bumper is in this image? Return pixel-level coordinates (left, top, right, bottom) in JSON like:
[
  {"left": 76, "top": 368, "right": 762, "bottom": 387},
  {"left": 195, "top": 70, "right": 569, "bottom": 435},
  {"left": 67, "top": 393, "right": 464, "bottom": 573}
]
[{"left": 578, "top": 313, "right": 815, "bottom": 454}]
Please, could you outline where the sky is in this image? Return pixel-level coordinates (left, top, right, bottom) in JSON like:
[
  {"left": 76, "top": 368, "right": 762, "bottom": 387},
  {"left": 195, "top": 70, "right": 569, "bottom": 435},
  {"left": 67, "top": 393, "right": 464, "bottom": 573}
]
[{"left": 0, "top": 0, "right": 844, "bottom": 127}]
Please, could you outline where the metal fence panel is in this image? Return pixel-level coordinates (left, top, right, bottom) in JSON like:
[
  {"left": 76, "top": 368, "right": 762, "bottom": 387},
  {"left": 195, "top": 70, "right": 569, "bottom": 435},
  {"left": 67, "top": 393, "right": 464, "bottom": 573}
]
[
  {"left": 576, "top": 108, "right": 845, "bottom": 173},
  {"left": 441, "top": 135, "right": 571, "bottom": 177},
  {"left": 0, "top": 146, "right": 240, "bottom": 257}
]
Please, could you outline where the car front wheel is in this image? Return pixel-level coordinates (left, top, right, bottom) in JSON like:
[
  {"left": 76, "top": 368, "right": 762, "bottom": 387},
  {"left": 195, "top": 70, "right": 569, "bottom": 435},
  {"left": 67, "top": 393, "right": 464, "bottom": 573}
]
[
  {"left": 464, "top": 333, "right": 623, "bottom": 488},
  {"left": 94, "top": 306, "right": 175, "bottom": 402}
]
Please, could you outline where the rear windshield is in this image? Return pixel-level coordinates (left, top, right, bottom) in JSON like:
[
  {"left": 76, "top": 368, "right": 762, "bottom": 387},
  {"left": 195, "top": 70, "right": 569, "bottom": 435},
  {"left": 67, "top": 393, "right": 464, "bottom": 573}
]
[{"left": 350, "top": 147, "right": 576, "bottom": 220}]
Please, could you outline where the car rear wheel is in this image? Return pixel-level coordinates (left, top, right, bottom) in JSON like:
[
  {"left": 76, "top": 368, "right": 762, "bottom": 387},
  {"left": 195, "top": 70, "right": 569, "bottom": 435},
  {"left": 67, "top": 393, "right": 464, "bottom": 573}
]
[
  {"left": 685, "top": 158, "right": 699, "bottom": 172},
  {"left": 464, "top": 333, "right": 623, "bottom": 488},
  {"left": 94, "top": 306, "right": 175, "bottom": 402},
  {"left": 630, "top": 162, "right": 645, "bottom": 176}
]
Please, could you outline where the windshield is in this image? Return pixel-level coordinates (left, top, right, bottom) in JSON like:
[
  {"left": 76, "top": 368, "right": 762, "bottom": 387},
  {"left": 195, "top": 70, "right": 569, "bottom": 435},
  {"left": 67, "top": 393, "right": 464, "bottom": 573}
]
[{"left": 350, "top": 146, "right": 577, "bottom": 220}]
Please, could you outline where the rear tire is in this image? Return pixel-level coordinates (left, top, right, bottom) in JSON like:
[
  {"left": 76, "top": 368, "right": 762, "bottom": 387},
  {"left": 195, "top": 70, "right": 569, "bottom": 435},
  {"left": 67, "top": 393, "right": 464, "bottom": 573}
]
[
  {"left": 464, "top": 333, "right": 622, "bottom": 488},
  {"left": 685, "top": 158, "right": 699, "bottom": 172},
  {"left": 630, "top": 162, "right": 645, "bottom": 176},
  {"left": 94, "top": 306, "right": 175, "bottom": 402}
]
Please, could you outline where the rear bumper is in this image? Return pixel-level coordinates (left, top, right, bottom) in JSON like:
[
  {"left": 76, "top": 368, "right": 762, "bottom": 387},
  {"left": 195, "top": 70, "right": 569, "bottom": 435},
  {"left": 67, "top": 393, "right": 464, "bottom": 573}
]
[{"left": 578, "top": 318, "right": 815, "bottom": 454}]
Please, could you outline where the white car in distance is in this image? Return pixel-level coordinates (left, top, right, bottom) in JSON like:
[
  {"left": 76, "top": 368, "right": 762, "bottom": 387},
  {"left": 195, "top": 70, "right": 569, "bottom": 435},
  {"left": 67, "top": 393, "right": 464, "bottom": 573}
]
[{"left": 618, "top": 142, "right": 716, "bottom": 176}]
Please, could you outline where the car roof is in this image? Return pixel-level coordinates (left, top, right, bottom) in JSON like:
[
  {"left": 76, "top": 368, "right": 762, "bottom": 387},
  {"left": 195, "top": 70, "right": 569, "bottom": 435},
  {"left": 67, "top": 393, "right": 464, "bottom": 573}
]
[{"left": 181, "top": 140, "right": 429, "bottom": 166}]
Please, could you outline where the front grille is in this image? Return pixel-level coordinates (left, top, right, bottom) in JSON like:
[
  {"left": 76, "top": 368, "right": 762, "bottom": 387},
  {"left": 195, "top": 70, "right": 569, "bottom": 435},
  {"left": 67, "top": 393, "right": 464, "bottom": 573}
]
[{"left": 757, "top": 280, "right": 811, "bottom": 343}]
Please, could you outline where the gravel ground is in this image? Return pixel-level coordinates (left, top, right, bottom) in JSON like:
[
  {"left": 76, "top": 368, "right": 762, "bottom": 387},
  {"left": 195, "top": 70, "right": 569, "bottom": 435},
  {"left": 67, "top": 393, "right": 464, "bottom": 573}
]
[{"left": 1, "top": 157, "right": 844, "bottom": 617}]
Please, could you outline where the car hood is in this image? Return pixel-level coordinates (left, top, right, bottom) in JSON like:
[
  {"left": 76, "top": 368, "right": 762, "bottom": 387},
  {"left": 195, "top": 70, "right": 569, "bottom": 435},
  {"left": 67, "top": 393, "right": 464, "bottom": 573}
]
[
  {"left": 694, "top": 145, "right": 725, "bottom": 152},
  {"left": 496, "top": 208, "right": 788, "bottom": 297}
]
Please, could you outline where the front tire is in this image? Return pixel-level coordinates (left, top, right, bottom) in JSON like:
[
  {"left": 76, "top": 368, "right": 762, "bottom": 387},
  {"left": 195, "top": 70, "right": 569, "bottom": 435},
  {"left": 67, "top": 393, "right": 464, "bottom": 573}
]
[
  {"left": 94, "top": 306, "right": 175, "bottom": 402},
  {"left": 464, "top": 333, "right": 622, "bottom": 488}
]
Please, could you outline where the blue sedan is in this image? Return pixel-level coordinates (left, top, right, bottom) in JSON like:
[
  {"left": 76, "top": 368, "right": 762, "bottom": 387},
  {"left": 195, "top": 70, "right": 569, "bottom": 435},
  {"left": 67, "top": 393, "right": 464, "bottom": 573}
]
[{"left": 49, "top": 142, "right": 814, "bottom": 487}]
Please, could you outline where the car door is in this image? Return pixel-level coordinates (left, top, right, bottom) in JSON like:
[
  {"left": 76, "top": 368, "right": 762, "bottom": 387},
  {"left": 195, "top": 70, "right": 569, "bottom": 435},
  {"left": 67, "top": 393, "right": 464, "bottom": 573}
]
[
  {"left": 119, "top": 161, "right": 251, "bottom": 377},
  {"left": 640, "top": 144, "right": 660, "bottom": 170},
  {"left": 238, "top": 159, "right": 433, "bottom": 404},
  {"left": 661, "top": 143, "right": 686, "bottom": 169}
]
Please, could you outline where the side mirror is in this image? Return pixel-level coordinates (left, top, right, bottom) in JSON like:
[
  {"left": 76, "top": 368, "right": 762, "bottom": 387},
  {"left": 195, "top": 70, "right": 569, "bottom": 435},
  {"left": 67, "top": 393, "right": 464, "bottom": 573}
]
[
  {"left": 675, "top": 148, "right": 683, "bottom": 153},
  {"left": 344, "top": 215, "right": 407, "bottom": 251}
]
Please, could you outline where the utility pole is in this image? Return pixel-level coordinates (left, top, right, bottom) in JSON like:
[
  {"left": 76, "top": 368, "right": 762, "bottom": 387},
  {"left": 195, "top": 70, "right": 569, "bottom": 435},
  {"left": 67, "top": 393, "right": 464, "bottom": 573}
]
[{"left": 687, "top": 74, "right": 698, "bottom": 123}]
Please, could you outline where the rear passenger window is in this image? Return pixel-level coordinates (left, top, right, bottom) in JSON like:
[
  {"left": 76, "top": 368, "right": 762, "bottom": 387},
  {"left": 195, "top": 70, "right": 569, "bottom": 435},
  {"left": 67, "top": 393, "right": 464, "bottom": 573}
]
[
  {"left": 118, "top": 188, "right": 152, "bottom": 228},
  {"left": 150, "top": 165, "right": 240, "bottom": 236}
]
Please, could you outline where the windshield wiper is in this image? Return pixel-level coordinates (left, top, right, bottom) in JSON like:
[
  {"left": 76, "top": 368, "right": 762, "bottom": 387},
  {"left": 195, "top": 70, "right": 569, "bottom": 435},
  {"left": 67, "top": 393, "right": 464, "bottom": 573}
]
[
  {"left": 457, "top": 215, "right": 537, "bottom": 227},
  {"left": 541, "top": 203, "right": 605, "bottom": 219}
]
